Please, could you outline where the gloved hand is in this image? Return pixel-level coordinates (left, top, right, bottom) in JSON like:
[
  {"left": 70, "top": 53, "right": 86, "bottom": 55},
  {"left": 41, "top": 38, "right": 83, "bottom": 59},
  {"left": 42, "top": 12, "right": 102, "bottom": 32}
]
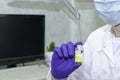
[{"left": 51, "top": 41, "right": 83, "bottom": 79}]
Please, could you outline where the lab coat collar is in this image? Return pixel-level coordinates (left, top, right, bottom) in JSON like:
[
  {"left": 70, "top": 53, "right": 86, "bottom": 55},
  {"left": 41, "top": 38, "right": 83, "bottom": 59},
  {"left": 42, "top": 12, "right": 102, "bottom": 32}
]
[
  {"left": 102, "top": 32, "right": 114, "bottom": 63},
  {"left": 102, "top": 25, "right": 114, "bottom": 63}
]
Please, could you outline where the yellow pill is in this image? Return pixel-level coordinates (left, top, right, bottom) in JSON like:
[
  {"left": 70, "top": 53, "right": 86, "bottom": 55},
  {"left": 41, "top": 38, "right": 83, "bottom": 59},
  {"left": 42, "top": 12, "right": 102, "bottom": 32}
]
[{"left": 75, "top": 54, "right": 83, "bottom": 62}]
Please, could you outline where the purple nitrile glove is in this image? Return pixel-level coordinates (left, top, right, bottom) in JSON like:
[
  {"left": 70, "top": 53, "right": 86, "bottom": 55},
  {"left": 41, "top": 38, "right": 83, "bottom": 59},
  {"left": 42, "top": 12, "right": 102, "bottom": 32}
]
[{"left": 51, "top": 41, "right": 83, "bottom": 79}]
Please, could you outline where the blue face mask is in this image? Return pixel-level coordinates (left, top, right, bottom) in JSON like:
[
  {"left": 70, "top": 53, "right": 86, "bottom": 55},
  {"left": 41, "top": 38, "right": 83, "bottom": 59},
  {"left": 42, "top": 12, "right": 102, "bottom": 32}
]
[{"left": 94, "top": 0, "right": 120, "bottom": 26}]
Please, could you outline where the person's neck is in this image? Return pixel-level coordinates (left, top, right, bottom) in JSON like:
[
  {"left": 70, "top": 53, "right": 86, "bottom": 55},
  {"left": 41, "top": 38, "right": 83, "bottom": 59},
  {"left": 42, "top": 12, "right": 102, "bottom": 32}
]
[{"left": 111, "top": 24, "right": 120, "bottom": 38}]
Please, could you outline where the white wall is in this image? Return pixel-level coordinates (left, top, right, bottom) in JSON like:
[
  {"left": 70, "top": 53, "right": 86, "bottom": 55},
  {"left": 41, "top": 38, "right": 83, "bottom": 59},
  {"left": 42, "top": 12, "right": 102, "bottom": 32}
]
[{"left": 76, "top": 2, "right": 105, "bottom": 43}]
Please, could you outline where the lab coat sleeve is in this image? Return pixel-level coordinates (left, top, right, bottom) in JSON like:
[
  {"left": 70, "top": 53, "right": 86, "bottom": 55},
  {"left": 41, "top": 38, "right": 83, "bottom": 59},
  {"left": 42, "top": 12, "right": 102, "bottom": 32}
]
[
  {"left": 46, "top": 69, "right": 52, "bottom": 80},
  {"left": 46, "top": 33, "right": 94, "bottom": 80}
]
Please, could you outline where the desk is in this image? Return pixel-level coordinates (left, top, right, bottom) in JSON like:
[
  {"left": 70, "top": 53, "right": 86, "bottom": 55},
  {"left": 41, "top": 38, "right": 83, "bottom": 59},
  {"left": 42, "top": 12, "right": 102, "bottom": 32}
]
[{"left": 0, "top": 65, "right": 49, "bottom": 80}]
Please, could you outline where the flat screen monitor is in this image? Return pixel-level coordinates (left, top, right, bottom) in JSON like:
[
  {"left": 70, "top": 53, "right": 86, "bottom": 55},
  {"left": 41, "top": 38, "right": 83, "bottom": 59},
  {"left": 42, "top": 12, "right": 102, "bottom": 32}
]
[{"left": 0, "top": 14, "right": 45, "bottom": 65}]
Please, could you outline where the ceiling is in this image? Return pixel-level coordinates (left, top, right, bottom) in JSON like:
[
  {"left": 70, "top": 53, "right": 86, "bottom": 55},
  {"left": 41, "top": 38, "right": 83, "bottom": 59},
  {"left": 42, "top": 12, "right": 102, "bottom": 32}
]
[{"left": 75, "top": 0, "right": 93, "bottom": 2}]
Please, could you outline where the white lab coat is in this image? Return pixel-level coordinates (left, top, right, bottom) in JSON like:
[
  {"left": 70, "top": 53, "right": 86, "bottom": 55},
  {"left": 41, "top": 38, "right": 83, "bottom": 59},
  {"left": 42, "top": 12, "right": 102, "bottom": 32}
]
[{"left": 46, "top": 24, "right": 120, "bottom": 80}]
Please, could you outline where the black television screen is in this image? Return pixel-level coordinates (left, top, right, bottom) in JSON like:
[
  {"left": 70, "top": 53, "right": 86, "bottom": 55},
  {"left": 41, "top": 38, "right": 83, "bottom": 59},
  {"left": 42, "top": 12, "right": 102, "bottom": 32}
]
[{"left": 0, "top": 14, "right": 45, "bottom": 65}]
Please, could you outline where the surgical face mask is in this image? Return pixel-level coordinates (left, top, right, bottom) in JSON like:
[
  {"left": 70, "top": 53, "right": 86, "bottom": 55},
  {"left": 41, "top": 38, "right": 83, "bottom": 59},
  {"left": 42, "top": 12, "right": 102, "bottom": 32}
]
[{"left": 94, "top": 0, "right": 120, "bottom": 26}]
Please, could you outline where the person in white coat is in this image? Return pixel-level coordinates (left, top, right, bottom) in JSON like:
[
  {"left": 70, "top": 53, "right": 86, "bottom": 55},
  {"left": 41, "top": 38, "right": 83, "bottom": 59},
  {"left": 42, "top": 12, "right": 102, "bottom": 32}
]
[{"left": 46, "top": 0, "right": 120, "bottom": 80}]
